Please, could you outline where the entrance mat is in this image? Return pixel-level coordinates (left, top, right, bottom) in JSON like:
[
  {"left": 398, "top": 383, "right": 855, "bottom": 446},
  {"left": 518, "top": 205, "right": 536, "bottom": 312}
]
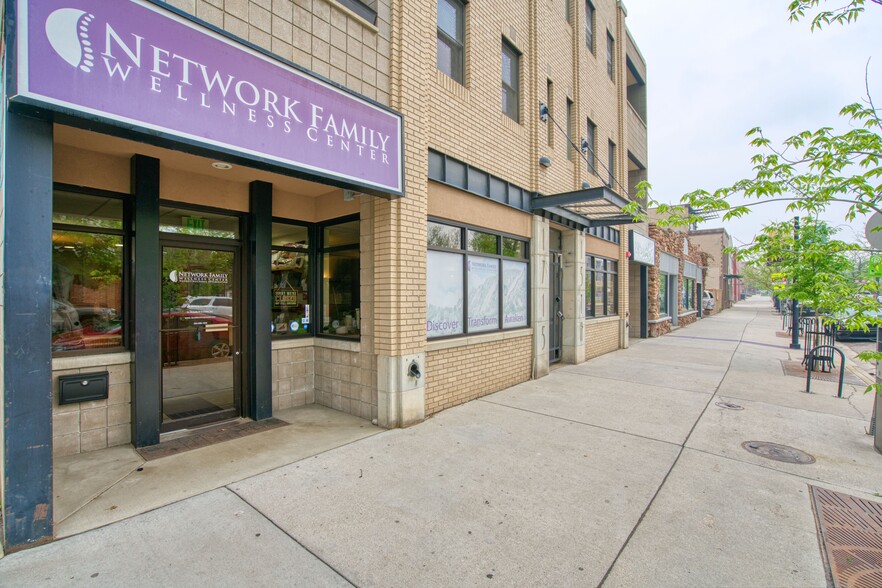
[
  {"left": 780, "top": 360, "right": 863, "bottom": 386},
  {"left": 164, "top": 397, "right": 222, "bottom": 420},
  {"left": 137, "top": 418, "right": 289, "bottom": 461},
  {"left": 811, "top": 485, "right": 882, "bottom": 587}
]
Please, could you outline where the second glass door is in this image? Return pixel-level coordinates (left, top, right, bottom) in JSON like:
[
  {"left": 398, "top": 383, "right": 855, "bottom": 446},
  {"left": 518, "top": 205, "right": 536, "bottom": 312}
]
[{"left": 161, "top": 245, "right": 239, "bottom": 431}]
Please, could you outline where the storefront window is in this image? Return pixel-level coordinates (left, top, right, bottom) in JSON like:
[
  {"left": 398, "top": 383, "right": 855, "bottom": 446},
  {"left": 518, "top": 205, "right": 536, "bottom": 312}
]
[
  {"left": 52, "top": 191, "right": 126, "bottom": 353},
  {"left": 271, "top": 223, "right": 310, "bottom": 336},
  {"left": 586, "top": 256, "right": 617, "bottom": 317},
  {"left": 659, "top": 273, "right": 669, "bottom": 316},
  {"left": 321, "top": 218, "right": 360, "bottom": 338},
  {"left": 427, "top": 220, "right": 528, "bottom": 338},
  {"left": 683, "top": 277, "right": 696, "bottom": 311}
]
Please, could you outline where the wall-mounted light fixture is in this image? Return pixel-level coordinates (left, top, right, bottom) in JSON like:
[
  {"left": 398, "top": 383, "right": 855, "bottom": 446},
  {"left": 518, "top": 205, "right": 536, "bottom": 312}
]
[
  {"left": 539, "top": 156, "right": 552, "bottom": 167},
  {"left": 539, "top": 102, "right": 549, "bottom": 122},
  {"left": 343, "top": 190, "right": 356, "bottom": 201},
  {"left": 581, "top": 181, "right": 591, "bottom": 189}
]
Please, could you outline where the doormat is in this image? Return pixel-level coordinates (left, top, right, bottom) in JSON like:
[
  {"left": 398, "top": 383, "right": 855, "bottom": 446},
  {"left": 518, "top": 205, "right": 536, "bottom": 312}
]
[
  {"left": 780, "top": 360, "right": 863, "bottom": 386},
  {"left": 810, "top": 485, "right": 882, "bottom": 587},
  {"left": 164, "top": 397, "right": 222, "bottom": 420},
  {"left": 137, "top": 418, "right": 289, "bottom": 461}
]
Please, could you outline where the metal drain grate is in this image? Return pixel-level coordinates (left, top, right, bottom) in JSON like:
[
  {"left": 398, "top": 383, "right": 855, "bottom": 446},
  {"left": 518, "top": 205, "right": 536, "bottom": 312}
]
[
  {"left": 741, "top": 441, "right": 816, "bottom": 464},
  {"left": 811, "top": 485, "right": 882, "bottom": 587}
]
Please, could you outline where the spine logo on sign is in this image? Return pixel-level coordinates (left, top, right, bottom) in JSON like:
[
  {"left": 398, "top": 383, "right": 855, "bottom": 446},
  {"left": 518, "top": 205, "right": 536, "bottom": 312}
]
[{"left": 45, "top": 8, "right": 96, "bottom": 72}]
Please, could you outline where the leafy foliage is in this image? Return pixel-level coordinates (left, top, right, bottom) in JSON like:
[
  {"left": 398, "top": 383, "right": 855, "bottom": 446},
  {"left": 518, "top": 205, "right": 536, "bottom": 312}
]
[{"left": 788, "top": 0, "right": 882, "bottom": 30}]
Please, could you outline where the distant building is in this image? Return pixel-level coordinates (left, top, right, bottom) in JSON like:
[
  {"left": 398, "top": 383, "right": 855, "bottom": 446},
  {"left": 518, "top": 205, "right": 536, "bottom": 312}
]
[{"left": 689, "top": 228, "right": 740, "bottom": 312}]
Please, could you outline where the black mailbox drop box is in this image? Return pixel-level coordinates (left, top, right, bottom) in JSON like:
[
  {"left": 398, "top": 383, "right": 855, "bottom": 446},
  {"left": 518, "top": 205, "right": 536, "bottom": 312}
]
[{"left": 58, "top": 371, "right": 109, "bottom": 405}]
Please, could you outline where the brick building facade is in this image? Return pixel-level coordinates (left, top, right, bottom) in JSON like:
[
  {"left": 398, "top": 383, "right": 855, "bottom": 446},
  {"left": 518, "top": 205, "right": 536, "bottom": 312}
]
[{"left": 1, "top": 0, "right": 649, "bottom": 549}]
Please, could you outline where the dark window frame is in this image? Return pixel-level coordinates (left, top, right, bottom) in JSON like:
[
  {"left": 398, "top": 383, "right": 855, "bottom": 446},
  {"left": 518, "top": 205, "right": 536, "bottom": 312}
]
[
  {"left": 586, "top": 118, "right": 597, "bottom": 174},
  {"left": 566, "top": 98, "right": 575, "bottom": 161},
  {"left": 318, "top": 214, "right": 361, "bottom": 341},
  {"left": 271, "top": 218, "right": 316, "bottom": 339},
  {"left": 607, "top": 31, "right": 615, "bottom": 81},
  {"left": 585, "top": 0, "right": 596, "bottom": 54},
  {"left": 585, "top": 255, "right": 618, "bottom": 319},
  {"left": 608, "top": 139, "right": 616, "bottom": 188},
  {"left": 501, "top": 38, "right": 521, "bottom": 122},
  {"left": 427, "top": 218, "right": 530, "bottom": 340},
  {"left": 682, "top": 277, "right": 696, "bottom": 311},
  {"left": 51, "top": 183, "right": 131, "bottom": 357},
  {"left": 437, "top": 0, "right": 466, "bottom": 84}
]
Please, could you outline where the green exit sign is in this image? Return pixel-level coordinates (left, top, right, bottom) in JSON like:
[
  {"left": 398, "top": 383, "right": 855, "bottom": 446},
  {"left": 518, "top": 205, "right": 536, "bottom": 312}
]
[{"left": 182, "top": 216, "right": 209, "bottom": 230}]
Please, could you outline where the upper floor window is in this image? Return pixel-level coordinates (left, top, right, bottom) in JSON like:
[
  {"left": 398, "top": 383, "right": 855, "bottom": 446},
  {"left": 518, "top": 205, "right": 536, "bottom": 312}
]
[
  {"left": 501, "top": 39, "right": 520, "bottom": 122},
  {"left": 607, "top": 31, "right": 615, "bottom": 81},
  {"left": 586, "top": 118, "right": 597, "bottom": 175},
  {"left": 585, "top": 1, "right": 595, "bottom": 54},
  {"left": 437, "top": 0, "right": 465, "bottom": 84},
  {"left": 546, "top": 79, "right": 554, "bottom": 147},
  {"left": 566, "top": 98, "right": 575, "bottom": 160},
  {"left": 608, "top": 139, "right": 616, "bottom": 187}
]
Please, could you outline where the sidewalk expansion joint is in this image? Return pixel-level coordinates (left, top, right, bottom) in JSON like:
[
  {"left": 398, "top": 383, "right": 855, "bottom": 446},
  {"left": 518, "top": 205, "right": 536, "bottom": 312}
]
[
  {"left": 226, "top": 486, "right": 359, "bottom": 588},
  {"left": 598, "top": 310, "right": 759, "bottom": 588}
]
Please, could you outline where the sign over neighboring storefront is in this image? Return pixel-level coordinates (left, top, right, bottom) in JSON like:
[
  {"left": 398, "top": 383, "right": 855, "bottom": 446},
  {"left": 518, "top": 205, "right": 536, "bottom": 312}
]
[
  {"left": 628, "top": 230, "right": 655, "bottom": 265},
  {"left": 13, "top": 0, "right": 404, "bottom": 196}
]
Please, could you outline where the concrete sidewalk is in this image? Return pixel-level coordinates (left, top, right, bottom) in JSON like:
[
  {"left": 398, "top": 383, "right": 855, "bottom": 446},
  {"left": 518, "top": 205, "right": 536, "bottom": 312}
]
[{"left": 3, "top": 297, "right": 880, "bottom": 587}]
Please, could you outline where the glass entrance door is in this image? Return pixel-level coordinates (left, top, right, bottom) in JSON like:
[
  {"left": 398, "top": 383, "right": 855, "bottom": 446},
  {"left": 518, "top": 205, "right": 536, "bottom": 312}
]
[{"left": 161, "top": 245, "right": 239, "bottom": 431}]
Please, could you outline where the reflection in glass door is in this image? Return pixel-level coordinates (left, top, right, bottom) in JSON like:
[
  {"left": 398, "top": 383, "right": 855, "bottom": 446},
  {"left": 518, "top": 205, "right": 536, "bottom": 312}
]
[{"left": 161, "top": 245, "right": 239, "bottom": 430}]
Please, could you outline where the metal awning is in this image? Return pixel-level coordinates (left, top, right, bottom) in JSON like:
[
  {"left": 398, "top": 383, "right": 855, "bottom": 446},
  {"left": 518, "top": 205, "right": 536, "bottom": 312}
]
[{"left": 531, "top": 186, "right": 641, "bottom": 229}]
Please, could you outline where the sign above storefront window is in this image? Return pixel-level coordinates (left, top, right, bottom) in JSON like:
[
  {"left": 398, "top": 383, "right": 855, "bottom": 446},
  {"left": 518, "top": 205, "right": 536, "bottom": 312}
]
[
  {"left": 628, "top": 230, "right": 655, "bottom": 266},
  {"left": 13, "top": 0, "right": 404, "bottom": 196}
]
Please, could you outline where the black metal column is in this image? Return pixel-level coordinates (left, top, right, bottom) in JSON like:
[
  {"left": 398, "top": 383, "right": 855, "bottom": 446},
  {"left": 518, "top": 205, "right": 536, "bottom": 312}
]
[
  {"left": 640, "top": 265, "right": 648, "bottom": 339},
  {"left": 790, "top": 217, "right": 801, "bottom": 350},
  {"left": 131, "top": 155, "right": 161, "bottom": 447},
  {"left": 248, "top": 181, "right": 272, "bottom": 420},
  {"left": 2, "top": 113, "right": 54, "bottom": 550}
]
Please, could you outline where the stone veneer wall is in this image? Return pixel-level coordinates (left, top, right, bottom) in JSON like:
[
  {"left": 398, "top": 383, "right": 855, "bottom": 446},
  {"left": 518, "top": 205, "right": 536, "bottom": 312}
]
[
  {"left": 647, "top": 225, "right": 710, "bottom": 338},
  {"left": 425, "top": 332, "right": 532, "bottom": 417},
  {"left": 271, "top": 340, "right": 315, "bottom": 411},
  {"left": 585, "top": 317, "right": 620, "bottom": 360},
  {"left": 51, "top": 353, "right": 132, "bottom": 457},
  {"left": 314, "top": 343, "right": 378, "bottom": 422}
]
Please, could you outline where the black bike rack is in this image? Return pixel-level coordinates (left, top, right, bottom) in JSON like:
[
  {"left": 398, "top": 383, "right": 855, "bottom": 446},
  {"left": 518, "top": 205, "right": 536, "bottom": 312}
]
[{"left": 805, "top": 345, "right": 846, "bottom": 398}]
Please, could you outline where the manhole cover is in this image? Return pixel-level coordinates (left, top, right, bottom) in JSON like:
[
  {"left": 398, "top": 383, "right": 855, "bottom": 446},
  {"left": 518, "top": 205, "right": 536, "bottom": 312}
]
[
  {"left": 741, "top": 441, "right": 816, "bottom": 464},
  {"left": 716, "top": 401, "right": 744, "bottom": 410}
]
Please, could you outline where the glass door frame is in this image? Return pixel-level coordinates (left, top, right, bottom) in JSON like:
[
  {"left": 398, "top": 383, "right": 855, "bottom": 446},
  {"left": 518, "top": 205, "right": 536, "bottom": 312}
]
[{"left": 159, "top": 234, "right": 244, "bottom": 432}]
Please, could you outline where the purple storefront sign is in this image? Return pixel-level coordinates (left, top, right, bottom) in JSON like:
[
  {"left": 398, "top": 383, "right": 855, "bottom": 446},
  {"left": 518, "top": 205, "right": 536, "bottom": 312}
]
[{"left": 13, "top": 0, "right": 403, "bottom": 195}]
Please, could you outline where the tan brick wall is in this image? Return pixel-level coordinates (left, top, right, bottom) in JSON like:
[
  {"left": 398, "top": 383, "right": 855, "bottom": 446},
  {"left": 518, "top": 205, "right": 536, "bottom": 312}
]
[
  {"left": 51, "top": 355, "right": 132, "bottom": 457},
  {"left": 425, "top": 334, "right": 532, "bottom": 416},
  {"left": 585, "top": 317, "right": 619, "bottom": 359},
  {"left": 162, "top": 0, "right": 392, "bottom": 104}
]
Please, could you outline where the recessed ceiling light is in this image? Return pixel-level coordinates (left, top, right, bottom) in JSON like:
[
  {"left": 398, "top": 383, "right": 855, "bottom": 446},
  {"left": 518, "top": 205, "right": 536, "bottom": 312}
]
[{"left": 211, "top": 162, "right": 233, "bottom": 170}]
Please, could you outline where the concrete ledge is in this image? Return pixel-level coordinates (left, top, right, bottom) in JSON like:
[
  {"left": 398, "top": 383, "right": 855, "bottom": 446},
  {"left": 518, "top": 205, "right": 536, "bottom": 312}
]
[
  {"left": 271, "top": 337, "right": 315, "bottom": 350},
  {"left": 53, "top": 352, "right": 132, "bottom": 371},
  {"left": 314, "top": 337, "right": 361, "bottom": 353},
  {"left": 679, "top": 311, "right": 698, "bottom": 318},
  {"left": 427, "top": 328, "right": 532, "bottom": 352},
  {"left": 585, "top": 316, "right": 620, "bottom": 326},
  {"left": 648, "top": 317, "right": 672, "bottom": 325}
]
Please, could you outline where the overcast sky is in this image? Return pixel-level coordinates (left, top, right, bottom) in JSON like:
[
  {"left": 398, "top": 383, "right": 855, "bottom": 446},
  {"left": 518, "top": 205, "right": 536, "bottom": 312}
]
[{"left": 623, "top": 0, "right": 882, "bottom": 248}]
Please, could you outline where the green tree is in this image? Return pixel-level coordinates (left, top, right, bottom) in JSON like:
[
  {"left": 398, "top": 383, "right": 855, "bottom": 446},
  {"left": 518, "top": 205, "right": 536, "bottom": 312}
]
[{"left": 627, "top": 0, "right": 882, "bottom": 376}]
